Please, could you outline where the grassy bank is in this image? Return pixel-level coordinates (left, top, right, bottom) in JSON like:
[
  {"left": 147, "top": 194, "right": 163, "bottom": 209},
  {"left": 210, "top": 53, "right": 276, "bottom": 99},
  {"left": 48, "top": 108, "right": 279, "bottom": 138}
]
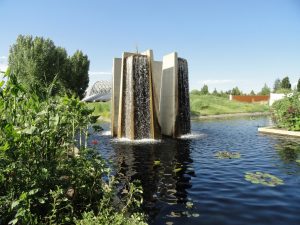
[
  {"left": 86, "top": 94, "right": 270, "bottom": 120},
  {"left": 190, "top": 94, "right": 269, "bottom": 116},
  {"left": 86, "top": 101, "right": 111, "bottom": 120}
]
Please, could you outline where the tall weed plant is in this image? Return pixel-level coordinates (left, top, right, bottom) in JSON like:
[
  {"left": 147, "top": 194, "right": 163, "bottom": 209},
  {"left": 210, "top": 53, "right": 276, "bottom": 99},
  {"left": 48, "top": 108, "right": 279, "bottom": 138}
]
[{"left": 0, "top": 74, "right": 146, "bottom": 224}]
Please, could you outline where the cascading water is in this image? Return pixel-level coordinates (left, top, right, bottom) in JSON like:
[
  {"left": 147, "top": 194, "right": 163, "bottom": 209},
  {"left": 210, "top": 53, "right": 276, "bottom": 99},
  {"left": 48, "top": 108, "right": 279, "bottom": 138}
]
[
  {"left": 122, "top": 56, "right": 133, "bottom": 138},
  {"left": 133, "top": 55, "right": 151, "bottom": 139},
  {"left": 122, "top": 55, "right": 151, "bottom": 139},
  {"left": 177, "top": 58, "right": 191, "bottom": 135}
]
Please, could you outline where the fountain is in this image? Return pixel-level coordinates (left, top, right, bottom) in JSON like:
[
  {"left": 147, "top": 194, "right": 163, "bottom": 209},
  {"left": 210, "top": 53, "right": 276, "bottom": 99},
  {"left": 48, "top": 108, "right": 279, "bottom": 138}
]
[
  {"left": 111, "top": 50, "right": 161, "bottom": 140},
  {"left": 160, "top": 53, "right": 191, "bottom": 138},
  {"left": 111, "top": 50, "right": 190, "bottom": 140}
]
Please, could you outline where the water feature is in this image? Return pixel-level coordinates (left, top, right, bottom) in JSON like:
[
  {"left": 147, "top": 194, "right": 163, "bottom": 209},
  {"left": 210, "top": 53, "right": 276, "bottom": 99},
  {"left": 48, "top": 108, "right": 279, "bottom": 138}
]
[
  {"left": 120, "top": 55, "right": 151, "bottom": 139},
  {"left": 177, "top": 58, "right": 191, "bottom": 136},
  {"left": 91, "top": 116, "right": 300, "bottom": 225}
]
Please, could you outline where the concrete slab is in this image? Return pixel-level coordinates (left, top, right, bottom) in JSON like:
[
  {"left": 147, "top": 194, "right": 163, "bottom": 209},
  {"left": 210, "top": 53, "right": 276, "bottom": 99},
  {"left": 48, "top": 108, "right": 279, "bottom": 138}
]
[
  {"left": 258, "top": 127, "right": 300, "bottom": 137},
  {"left": 111, "top": 58, "right": 122, "bottom": 137},
  {"left": 160, "top": 52, "right": 178, "bottom": 137}
]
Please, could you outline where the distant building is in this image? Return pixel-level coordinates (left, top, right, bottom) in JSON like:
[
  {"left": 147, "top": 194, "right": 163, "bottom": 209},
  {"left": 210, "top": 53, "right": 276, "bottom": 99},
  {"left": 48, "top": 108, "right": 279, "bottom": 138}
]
[{"left": 82, "top": 80, "right": 111, "bottom": 102}]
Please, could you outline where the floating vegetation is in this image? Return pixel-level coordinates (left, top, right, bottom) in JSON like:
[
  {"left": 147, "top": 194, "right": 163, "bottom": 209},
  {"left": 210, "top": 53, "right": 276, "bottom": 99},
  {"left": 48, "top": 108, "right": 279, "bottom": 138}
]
[
  {"left": 168, "top": 210, "right": 199, "bottom": 218},
  {"left": 244, "top": 172, "right": 284, "bottom": 187},
  {"left": 186, "top": 201, "right": 193, "bottom": 209},
  {"left": 215, "top": 151, "right": 241, "bottom": 159},
  {"left": 154, "top": 160, "right": 161, "bottom": 166},
  {"left": 296, "top": 159, "right": 300, "bottom": 164},
  {"left": 173, "top": 167, "right": 182, "bottom": 173}
]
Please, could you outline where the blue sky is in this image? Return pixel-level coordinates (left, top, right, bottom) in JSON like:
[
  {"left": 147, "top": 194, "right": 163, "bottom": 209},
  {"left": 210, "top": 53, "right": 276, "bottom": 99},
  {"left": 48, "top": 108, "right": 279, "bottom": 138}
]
[{"left": 1, "top": 0, "right": 300, "bottom": 92}]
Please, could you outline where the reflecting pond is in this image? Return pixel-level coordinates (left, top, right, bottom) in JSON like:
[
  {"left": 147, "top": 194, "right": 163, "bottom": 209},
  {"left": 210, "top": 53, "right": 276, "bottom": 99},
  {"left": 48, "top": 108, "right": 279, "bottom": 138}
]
[{"left": 90, "top": 116, "right": 300, "bottom": 225}]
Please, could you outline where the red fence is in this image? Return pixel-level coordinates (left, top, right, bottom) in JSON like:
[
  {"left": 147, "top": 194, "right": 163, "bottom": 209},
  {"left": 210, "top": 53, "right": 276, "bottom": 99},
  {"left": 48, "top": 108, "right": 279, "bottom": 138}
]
[{"left": 231, "top": 95, "right": 270, "bottom": 103}]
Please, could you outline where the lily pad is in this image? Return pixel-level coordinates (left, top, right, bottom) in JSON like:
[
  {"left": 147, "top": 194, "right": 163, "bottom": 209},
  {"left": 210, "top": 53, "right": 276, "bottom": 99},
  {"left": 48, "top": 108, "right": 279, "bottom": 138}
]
[
  {"left": 245, "top": 172, "right": 284, "bottom": 187},
  {"left": 173, "top": 167, "right": 182, "bottom": 173},
  {"left": 186, "top": 201, "right": 193, "bottom": 209},
  {"left": 154, "top": 160, "right": 161, "bottom": 166},
  {"left": 215, "top": 151, "right": 240, "bottom": 159}
]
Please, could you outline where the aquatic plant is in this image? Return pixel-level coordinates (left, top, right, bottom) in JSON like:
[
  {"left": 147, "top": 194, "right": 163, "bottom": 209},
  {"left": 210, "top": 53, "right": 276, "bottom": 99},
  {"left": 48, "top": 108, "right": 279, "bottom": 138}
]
[
  {"left": 244, "top": 172, "right": 284, "bottom": 187},
  {"left": 215, "top": 151, "right": 241, "bottom": 159}
]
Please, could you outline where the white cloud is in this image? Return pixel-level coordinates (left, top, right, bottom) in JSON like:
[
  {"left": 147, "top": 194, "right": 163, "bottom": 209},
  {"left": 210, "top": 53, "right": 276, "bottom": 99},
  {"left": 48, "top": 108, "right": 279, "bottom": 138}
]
[
  {"left": 198, "top": 79, "right": 234, "bottom": 85},
  {"left": 89, "top": 71, "right": 111, "bottom": 76}
]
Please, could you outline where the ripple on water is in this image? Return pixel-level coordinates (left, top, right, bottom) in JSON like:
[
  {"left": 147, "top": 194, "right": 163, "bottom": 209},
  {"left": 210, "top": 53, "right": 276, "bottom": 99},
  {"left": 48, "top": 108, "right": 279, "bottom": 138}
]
[
  {"left": 92, "top": 117, "right": 300, "bottom": 225},
  {"left": 178, "top": 132, "right": 207, "bottom": 139},
  {"left": 111, "top": 137, "right": 162, "bottom": 145}
]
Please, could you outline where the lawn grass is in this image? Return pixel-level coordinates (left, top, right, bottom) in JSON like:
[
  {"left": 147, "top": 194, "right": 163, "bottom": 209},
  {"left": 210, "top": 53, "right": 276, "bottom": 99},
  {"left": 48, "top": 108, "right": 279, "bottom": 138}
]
[
  {"left": 86, "top": 101, "right": 111, "bottom": 119},
  {"left": 190, "top": 94, "right": 270, "bottom": 116},
  {"left": 85, "top": 94, "right": 270, "bottom": 120}
]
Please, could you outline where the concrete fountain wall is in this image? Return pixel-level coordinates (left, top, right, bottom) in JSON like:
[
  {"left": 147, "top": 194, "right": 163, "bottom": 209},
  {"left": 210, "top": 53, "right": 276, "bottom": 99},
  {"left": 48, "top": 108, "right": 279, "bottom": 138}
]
[{"left": 111, "top": 50, "right": 190, "bottom": 140}]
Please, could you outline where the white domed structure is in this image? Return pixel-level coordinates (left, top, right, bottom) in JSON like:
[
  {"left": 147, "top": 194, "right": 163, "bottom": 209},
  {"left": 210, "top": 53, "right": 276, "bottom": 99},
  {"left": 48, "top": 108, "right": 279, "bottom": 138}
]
[{"left": 82, "top": 80, "right": 111, "bottom": 102}]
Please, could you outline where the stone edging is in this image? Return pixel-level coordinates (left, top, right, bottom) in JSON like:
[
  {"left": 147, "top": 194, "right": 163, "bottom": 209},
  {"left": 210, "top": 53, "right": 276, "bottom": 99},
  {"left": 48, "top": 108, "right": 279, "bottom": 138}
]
[
  {"left": 258, "top": 127, "right": 300, "bottom": 137},
  {"left": 192, "top": 112, "right": 270, "bottom": 120}
]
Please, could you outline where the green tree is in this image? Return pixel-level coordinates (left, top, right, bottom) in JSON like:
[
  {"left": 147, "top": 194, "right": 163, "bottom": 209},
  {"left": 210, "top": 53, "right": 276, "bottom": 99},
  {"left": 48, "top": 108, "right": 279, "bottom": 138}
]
[
  {"left": 281, "top": 76, "right": 291, "bottom": 90},
  {"left": 67, "top": 50, "right": 90, "bottom": 98},
  {"left": 200, "top": 84, "right": 209, "bottom": 95},
  {"left": 259, "top": 83, "right": 271, "bottom": 96},
  {"left": 8, "top": 35, "right": 89, "bottom": 98},
  {"left": 273, "top": 78, "right": 281, "bottom": 92},
  {"left": 297, "top": 78, "right": 300, "bottom": 92},
  {"left": 212, "top": 88, "right": 218, "bottom": 95},
  {"left": 231, "top": 86, "right": 242, "bottom": 95},
  {"left": 250, "top": 90, "right": 256, "bottom": 96}
]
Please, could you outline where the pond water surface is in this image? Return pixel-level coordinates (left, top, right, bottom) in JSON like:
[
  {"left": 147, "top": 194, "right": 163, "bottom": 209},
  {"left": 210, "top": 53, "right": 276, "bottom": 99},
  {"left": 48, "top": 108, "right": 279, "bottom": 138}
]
[{"left": 90, "top": 116, "right": 300, "bottom": 225}]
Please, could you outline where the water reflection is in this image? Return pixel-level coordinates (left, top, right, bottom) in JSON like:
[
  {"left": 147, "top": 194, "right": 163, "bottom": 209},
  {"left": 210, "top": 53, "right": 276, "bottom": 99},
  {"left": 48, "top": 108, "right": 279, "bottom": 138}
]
[
  {"left": 273, "top": 138, "right": 300, "bottom": 163},
  {"left": 92, "top": 118, "right": 300, "bottom": 225},
  {"left": 111, "top": 138, "right": 194, "bottom": 218}
]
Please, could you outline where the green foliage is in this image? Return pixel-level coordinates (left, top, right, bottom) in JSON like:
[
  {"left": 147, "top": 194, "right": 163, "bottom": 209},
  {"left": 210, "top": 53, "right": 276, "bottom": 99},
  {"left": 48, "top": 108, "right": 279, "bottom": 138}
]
[
  {"left": 281, "top": 76, "right": 291, "bottom": 90},
  {"left": 67, "top": 51, "right": 90, "bottom": 99},
  {"left": 275, "top": 88, "right": 292, "bottom": 94},
  {"left": 86, "top": 102, "right": 111, "bottom": 120},
  {"left": 200, "top": 84, "right": 209, "bottom": 95},
  {"left": 8, "top": 35, "right": 89, "bottom": 99},
  {"left": 190, "top": 89, "right": 201, "bottom": 95},
  {"left": 212, "top": 88, "right": 218, "bottom": 96},
  {"left": 0, "top": 74, "right": 146, "bottom": 224},
  {"left": 231, "top": 86, "right": 242, "bottom": 95},
  {"left": 258, "top": 83, "right": 271, "bottom": 96},
  {"left": 273, "top": 78, "right": 282, "bottom": 92},
  {"left": 297, "top": 78, "right": 300, "bottom": 92},
  {"left": 250, "top": 90, "right": 256, "bottom": 96},
  {"left": 190, "top": 94, "right": 269, "bottom": 116},
  {"left": 244, "top": 172, "right": 284, "bottom": 187},
  {"left": 271, "top": 93, "right": 300, "bottom": 131}
]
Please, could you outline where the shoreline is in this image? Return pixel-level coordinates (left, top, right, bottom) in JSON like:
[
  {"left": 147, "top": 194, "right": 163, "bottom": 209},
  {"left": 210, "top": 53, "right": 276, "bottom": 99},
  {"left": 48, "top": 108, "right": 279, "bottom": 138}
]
[
  {"left": 258, "top": 126, "right": 300, "bottom": 137},
  {"left": 97, "top": 111, "right": 271, "bottom": 122},
  {"left": 191, "top": 111, "right": 270, "bottom": 120}
]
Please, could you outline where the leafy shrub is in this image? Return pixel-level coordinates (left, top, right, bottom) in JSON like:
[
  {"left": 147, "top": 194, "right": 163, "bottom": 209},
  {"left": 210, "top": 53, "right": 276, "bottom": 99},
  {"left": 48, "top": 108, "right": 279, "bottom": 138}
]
[
  {"left": 0, "top": 74, "right": 146, "bottom": 224},
  {"left": 271, "top": 93, "right": 300, "bottom": 131}
]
